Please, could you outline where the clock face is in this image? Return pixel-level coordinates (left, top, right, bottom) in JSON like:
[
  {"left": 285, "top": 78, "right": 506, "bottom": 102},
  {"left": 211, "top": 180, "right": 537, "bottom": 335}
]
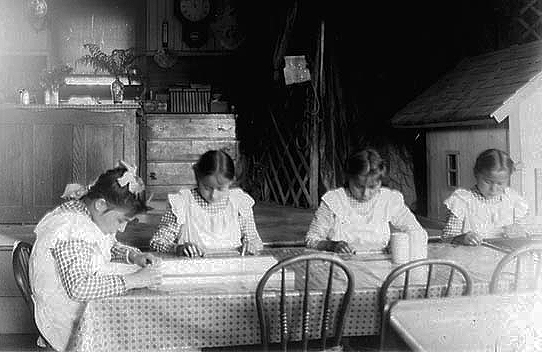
[{"left": 178, "top": 0, "right": 211, "bottom": 22}]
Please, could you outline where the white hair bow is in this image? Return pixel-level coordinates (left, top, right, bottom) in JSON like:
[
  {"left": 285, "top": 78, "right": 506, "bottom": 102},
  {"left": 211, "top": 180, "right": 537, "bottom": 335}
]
[{"left": 116, "top": 160, "right": 145, "bottom": 195}]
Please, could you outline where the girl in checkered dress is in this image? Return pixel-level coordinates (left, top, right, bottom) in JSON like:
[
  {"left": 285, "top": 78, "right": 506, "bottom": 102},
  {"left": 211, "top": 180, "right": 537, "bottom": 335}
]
[
  {"left": 305, "top": 148, "right": 427, "bottom": 256},
  {"left": 150, "top": 150, "right": 263, "bottom": 257},
  {"left": 443, "top": 149, "right": 529, "bottom": 245},
  {"left": 29, "top": 164, "right": 163, "bottom": 351}
]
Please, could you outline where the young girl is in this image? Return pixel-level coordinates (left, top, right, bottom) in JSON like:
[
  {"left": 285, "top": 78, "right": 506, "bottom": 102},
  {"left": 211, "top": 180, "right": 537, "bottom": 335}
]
[
  {"left": 305, "top": 148, "right": 428, "bottom": 256},
  {"left": 443, "top": 148, "right": 529, "bottom": 245},
  {"left": 150, "top": 150, "right": 263, "bottom": 257},
  {"left": 29, "top": 163, "right": 163, "bottom": 352}
]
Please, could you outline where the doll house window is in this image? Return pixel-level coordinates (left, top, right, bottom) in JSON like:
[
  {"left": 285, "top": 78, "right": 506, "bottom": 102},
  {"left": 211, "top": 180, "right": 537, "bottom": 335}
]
[{"left": 446, "top": 152, "right": 459, "bottom": 187}]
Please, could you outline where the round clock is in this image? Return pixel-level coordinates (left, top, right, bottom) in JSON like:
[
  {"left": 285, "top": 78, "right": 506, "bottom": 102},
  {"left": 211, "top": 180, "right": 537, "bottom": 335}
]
[{"left": 175, "top": 0, "right": 211, "bottom": 23}]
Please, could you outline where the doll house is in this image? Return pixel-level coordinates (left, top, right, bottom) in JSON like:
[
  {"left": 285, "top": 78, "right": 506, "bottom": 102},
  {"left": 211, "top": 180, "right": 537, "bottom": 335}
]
[{"left": 392, "top": 40, "right": 542, "bottom": 224}]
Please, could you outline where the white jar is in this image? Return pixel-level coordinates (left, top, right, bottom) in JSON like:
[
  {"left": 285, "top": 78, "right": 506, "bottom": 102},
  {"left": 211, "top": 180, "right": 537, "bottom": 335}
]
[{"left": 390, "top": 232, "right": 410, "bottom": 264}]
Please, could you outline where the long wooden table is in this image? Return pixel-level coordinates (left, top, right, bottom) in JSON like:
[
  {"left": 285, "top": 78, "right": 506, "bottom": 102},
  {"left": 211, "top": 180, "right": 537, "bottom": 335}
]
[
  {"left": 389, "top": 291, "right": 542, "bottom": 351},
  {"left": 72, "top": 243, "right": 506, "bottom": 351}
]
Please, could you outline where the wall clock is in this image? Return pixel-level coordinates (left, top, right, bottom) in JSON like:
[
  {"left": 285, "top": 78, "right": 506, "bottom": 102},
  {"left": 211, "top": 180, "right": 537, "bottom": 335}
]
[
  {"left": 174, "top": 0, "right": 212, "bottom": 48},
  {"left": 175, "top": 0, "right": 211, "bottom": 23}
]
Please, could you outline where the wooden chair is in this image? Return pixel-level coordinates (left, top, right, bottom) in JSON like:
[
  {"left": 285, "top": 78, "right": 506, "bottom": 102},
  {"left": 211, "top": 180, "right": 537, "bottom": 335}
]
[
  {"left": 378, "top": 258, "right": 473, "bottom": 351},
  {"left": 255, "top": 253, "right": 355, "bottom": 352},
  {"left": 12, "top": 241, "right": 51, "bottom": 349},
  {"left": 490, "top": 242, "right": 542, "bottom": 294}
]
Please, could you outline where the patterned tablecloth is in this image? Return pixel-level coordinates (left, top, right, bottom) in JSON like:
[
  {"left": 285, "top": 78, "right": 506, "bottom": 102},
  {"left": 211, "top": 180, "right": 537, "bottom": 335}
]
[{"left": 72, "top": 244, "right": 506, "bottom": 351}]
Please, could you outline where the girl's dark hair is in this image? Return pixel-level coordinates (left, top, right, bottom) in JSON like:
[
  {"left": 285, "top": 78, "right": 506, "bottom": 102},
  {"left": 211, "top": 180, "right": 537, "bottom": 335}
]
[
  {"left": 84, "top": 166, "right": 149, "bottom": 215},
  {"left": 474, "top": 149, "right": 515, "bottom": 176},
  {"left": 345, "top": 148, "right": 387, "bottom": 182},
  {"left": 193, "top": 149, "right": 235, "bottom": 181}
]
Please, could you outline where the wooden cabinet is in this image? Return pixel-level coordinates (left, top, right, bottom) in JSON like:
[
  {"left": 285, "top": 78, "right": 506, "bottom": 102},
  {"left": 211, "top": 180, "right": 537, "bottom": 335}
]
[
  {"left": 0, "top": 105, "right": 139, "bottom": 223},
  {"left": 143, "top": 113, "right": 237, "bottom": 199}
]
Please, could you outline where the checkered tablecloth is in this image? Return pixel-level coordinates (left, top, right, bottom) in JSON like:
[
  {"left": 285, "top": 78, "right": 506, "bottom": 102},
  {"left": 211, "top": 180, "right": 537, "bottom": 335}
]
[{"left": 72, "top": 244, "right": 504, "bottom": 351}]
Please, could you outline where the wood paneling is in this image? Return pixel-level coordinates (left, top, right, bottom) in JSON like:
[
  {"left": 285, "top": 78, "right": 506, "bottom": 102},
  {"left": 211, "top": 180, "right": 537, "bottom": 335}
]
[
  {"left": 144, "top": 113, "right": 237, "bottom": 199},
  {"left": 0, "top": 106, "right": 138, "bottom": 223},
  {"left": 516, "top": 91, "right": 542, "bottom": 221},
  {"left": 146, "top": 114, "right": 236, "bottom": 139},
  {"left": 147, "top": 161, "right": 195, "bottom": 186},
  {"left": 426, "top": 126, "right": 508, "bottom": 221},
  {"left": 147, "top": 139, "right": 237, "bottom": 161},
  {"left": 0, "top": 248, "right": 36, "bottom": 334}
]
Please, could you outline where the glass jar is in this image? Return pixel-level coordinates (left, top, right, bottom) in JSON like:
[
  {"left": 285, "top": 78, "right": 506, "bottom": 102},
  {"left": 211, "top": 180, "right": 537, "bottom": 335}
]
[{"left": 111, "top": 76, "right": 124, "bottom": 104}]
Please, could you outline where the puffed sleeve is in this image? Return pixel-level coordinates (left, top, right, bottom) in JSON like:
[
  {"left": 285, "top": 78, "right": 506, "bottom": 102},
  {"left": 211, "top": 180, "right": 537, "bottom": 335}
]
[
  {"left": 507, "top": 188, "right": 529, "bottom": 221},
  {"left": 231, "top": 189, "right": 263, "bottom": 250},
  {"left": 168, "top": 191, "right": 188, "bottom": 225},
  {"left": 232, "top": 188, "right": 256, "bottom": 217},
  {"left": 443, "top": 189, "right": 470, "bottom": 219}
]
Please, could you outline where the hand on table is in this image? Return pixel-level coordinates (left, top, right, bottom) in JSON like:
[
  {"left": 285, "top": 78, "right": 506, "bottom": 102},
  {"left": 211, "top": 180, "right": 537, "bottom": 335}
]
[
  {"left": 453, "top": 231, "right": 482, "bottom": 246},
  {"left": 331, "top": 240, "right": 356, "bottom": 254},
  {"left": 239, "top": 237, "right": 260, "bottom": 256},
  {"left": 131, "top": 252, "right": 162, "bottom": 267},
  {"left": 124, "top": 266, "right": 163, "bottom": 290},
  {"left": 176, "top": 242, "right": 205, "bottom": 258}
]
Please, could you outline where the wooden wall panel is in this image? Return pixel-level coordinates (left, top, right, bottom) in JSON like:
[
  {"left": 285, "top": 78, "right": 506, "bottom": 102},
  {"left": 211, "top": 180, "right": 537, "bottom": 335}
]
[
  {"left": 147, "top": 162, "right": 195, "bottom": 186},
  {"left": 426, "top": 126, "right": 508, "bottom": 221},
  {"left": 0, "top": 249, "right": 37, "bottom": 334},
  {"left": 84, "top": 125, "right": 125, "bottom": 183},
  {"left": 147, "top": 140, "right": 238, "bottom": 161},
  {"left": 146, "top": 115, "right": 235, "bottom": 139},
  {"left": 517, "top": 91, "right": 542, "bottom": 222},
  {"left": 33, "top": 124, "right": 73, "bottom": 206},
  {"left": 0, "top": 125, "right": 25, "bottom": 206}
]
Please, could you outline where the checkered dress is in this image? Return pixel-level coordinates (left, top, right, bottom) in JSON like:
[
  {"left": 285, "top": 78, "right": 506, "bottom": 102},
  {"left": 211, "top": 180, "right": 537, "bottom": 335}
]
[
  {"left": 150, "top": 188, "right": 261, "bottom": 253},
  {"left": 49, "top": 201, "right": 140, "bottom": 299},
  {"left": 442, "top": 186, "right": 529, "bottom": 240},
  {"left": 305, "top": 187, "right": 426, "bottom": 248}
]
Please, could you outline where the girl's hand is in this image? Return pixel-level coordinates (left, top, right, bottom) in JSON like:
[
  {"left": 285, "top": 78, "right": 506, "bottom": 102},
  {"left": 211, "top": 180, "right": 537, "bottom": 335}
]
[
  {"left": 131, "top": 252, "right": 161, "bottom": 267},
  {"left": 453, "top": 231, "right": 482, "bottom": 246},
  {"left": 176, "top": 242, "right": 204, "bottom": 258},
  {"left": 124, "top": 266, "right": 163, "bottom": 290},
  {"left": 331, "top": 241, "right": 355, "bottom": 254}
]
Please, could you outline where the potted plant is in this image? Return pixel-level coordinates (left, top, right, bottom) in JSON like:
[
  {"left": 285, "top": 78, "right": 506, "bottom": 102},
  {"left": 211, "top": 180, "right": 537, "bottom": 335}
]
[
  {"left": 78, "top": 44, "right": 138, "bottom": 104},
  {"left": 39, "top": 64, "right": 73, "bottom": 104}
]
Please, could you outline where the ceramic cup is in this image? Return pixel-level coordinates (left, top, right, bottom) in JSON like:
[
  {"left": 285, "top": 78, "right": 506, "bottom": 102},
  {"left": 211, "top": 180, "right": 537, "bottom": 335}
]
[{"left": 390, "top": 232, "right": 410, "bottom": 264}]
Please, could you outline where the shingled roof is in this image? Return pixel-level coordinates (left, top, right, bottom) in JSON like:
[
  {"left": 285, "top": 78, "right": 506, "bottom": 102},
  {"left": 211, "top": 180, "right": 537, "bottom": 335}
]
[{"left": 391, "top": 40, "right": 542, "bottom": 128}]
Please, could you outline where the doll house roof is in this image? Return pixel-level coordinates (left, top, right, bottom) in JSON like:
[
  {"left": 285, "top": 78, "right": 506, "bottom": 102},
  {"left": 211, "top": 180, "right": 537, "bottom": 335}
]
[{"left": 391, "top": 40, "right": 542, "bottom": 128}]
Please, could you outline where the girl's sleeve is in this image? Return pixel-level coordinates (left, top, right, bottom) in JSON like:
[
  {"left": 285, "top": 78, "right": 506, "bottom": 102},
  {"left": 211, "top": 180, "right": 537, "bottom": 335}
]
[
  {"left": 149, "top": 207, "right": 182, "bottom": 253},
  {"left": 442, "top": 209, "right": 463, "bottom": 239},
  {"left": 51, "top": 239, "right": 127, "bottom": 301},
  {"left": 110, "top": 241, "right": 141, "bottom": 263},
  {"left": 305, "top": 200, "right": 335, "bottom": 248},
  {"left": 509, "top": 188, "right": 530, "bottom": 223},
  {"left": 237, "top": 191, "right": 263, "bottom": 250},
  {"left": 442, "top": 190, "right": 468, "bottom": 238},
  {"left": 388, "top": 191, "right": 427, "bottom": 239}
]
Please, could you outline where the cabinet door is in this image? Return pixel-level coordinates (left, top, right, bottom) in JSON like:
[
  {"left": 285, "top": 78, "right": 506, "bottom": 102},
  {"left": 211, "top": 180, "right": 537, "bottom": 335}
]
[
  {"left": 0, "top": 108, "right": 138, "bottom": 223},
  {"left": 0, "top": 124, "right": 32, "bottom": 222}
]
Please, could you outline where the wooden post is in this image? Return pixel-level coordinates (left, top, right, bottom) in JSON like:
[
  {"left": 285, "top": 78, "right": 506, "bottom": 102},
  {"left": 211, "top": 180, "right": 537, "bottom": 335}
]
[{"left": 309, "top": 20, "right": 325, "bottom": 209}]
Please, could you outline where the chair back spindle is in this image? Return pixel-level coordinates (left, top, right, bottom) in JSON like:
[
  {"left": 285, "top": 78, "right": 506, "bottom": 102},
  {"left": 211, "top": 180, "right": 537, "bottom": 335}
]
[
  {"left": 490, "top": 243, "right": 542, "bottom": 294},
  {"left": 256, "top": 253, "right": 355, "bottom": 352}
]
